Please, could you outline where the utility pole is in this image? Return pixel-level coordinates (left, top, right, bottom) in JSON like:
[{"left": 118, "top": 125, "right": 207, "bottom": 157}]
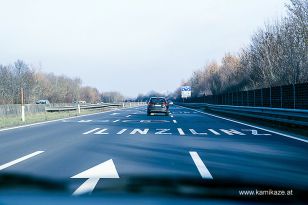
[{"left": 21, "top": 87, "right": 25, "bottom": 122}]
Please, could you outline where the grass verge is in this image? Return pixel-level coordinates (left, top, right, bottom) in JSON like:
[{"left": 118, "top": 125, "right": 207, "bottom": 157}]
[{"left": 0, "top": 108, "right": 113, "bottom": 129}]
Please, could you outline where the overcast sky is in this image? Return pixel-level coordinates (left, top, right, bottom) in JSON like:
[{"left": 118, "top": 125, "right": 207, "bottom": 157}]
[{"left": 0, "top": 0, "right": 288, "bottom": 97}]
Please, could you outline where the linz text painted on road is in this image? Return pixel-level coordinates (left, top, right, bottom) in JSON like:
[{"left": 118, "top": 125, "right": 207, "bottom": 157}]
[
  {"left": 83, "top": 128, "right": 271, "bottom": 136},
  {"left": 76, "top": 119, "right": 171, "bottom": 123}
]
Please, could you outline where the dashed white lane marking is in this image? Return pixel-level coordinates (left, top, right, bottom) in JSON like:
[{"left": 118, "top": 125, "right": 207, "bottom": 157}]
[
  {"left": 178, "top": 105, "right": 308, "bottom": 143},
  {"left": 0, "top": 151, "right": 44, "bottom": 171},
  {"left": 113, "top": 119, "right": 120, "bottom": 122},
  {"left": 189, "top": 151, "right": 213, "bottom": 179},
  {"left": 170, "top": 115, "right": 174, "bottom": 118},
  {"left": 97, "top": 120, "right": 109, "bottom": 122},
  {"left": 83, "top": 128, "right": 100, "bottom": 135},
  {"left": 110, "top": 113, "right": 120, "bottom": 115},
  {"left": 126, "top": 115, "right": 131, "bottom": 118},
  {"left": 173, "top": 120, "right": 177, "bottom": 124},
  {"left": 78, "top": 120, "right": 92, "bottom": 123},
  {"left": 177, "top": 128, "right": 185, "bottom": 135}
]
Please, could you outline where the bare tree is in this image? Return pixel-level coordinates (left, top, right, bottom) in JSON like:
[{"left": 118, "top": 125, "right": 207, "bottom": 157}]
[{"left": 173, "top": 0, "right": 308, "bottom": 99}]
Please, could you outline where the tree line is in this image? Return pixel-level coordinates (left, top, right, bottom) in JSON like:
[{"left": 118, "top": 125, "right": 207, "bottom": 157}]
[
  {"left": 135, "top": 90, "right": 167, "bottom": 102},
  {"left": 173, "top": 0, "right": 307, "bottom": 98},
  {"left": 0, "top": 60, "right": 124, "bottom": 104}
]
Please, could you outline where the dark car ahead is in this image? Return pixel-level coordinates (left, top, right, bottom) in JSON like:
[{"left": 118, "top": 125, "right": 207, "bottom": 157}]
[
  {"left": 147, "top": 97, "right": 169, "bottom": 116},
  {"left": 35, "top": 100, "right": 50, "bottom": 104}
]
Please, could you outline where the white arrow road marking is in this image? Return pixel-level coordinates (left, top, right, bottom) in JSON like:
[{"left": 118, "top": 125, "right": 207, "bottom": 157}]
[
  {"left": 189, "top": 151, "right": 213, "bottom": 179},
  {"left": 72, "top": 178, "right": 100, "bottom": 196},
  {"left": 71, "top": 159, "right": 119, "bottom": 196},
  {"left": 0, "top": 151, "right": 44, "bottom": 171}
]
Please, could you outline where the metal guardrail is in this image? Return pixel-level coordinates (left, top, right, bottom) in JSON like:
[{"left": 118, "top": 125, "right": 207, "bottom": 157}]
[
  {"left": 0, "top": 102, "right": 146, "bottom": 128},
  {"left": 45, "top": 102, "right": 144, "bottom": 112},
  {"left": 177, "top": 103, "right": 308, "bottom": 127},
  {"left": 45, "top": 104, "right": 111, "bottom": 112}
]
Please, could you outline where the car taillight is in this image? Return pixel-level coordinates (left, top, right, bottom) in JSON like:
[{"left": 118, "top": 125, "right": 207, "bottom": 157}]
[{"left": 163, "top": 102, "right": 167, "bottom": 106}]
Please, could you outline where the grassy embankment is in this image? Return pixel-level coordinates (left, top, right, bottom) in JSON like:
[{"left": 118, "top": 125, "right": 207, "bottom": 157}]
[{"left": 0, "top": 108, "right": 109, "bottom": 129}]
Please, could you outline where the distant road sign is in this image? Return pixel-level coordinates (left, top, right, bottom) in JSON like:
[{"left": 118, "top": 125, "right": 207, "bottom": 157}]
[{"left": 181, "top": 86, "right": 191, "bottom": 98}]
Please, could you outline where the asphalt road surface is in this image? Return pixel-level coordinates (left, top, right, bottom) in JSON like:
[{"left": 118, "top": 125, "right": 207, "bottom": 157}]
[{"left": 0, "top": 105, "right": 307, "bottom": 197}]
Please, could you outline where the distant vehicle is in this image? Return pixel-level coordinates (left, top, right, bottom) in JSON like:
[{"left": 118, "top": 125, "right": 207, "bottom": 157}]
[
  {"left": 73, "top": 100, "right": 86, "bottom": 104},
  {"left": 35, "top": 100, "right": 50, "bottom": 104},
  {"left": 147, "top": 97, "right": 169, "bottom": 116}
]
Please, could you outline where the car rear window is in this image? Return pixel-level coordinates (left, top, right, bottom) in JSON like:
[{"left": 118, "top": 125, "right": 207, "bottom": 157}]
[{"left": 150, "top": 98, "right": 166, "bottom": 103}]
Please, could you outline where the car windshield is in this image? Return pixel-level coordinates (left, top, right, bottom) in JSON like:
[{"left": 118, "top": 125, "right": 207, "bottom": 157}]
[
  {"left": 0, "top": 0, "right": 307, "bottom": 204},
  {"left": 150, "top": 98, "right": 166, "bottom": 103}
]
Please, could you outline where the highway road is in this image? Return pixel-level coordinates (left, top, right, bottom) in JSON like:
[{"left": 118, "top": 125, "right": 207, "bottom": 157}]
[{"left": 0, "top": 105, "right": 307, "bottom": 200}]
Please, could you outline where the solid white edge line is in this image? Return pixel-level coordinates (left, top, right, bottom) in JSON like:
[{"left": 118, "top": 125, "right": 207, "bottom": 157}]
[
  {"left": 189, "top": 151, "right": 213, "bottom": 179},
  {"left": 0, "top": 151, "right": 44, "bottom": 171},
  {"left": 177, "top": 105, "right": 308, "bottom": 143},
  {"left": 0, "top": 105, "right": 145, "bottom": 133}
]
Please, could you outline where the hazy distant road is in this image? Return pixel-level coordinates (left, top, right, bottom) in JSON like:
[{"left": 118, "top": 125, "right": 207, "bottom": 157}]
[{"left": 0, "top": 105, "right": 307, "bottom": 193}]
